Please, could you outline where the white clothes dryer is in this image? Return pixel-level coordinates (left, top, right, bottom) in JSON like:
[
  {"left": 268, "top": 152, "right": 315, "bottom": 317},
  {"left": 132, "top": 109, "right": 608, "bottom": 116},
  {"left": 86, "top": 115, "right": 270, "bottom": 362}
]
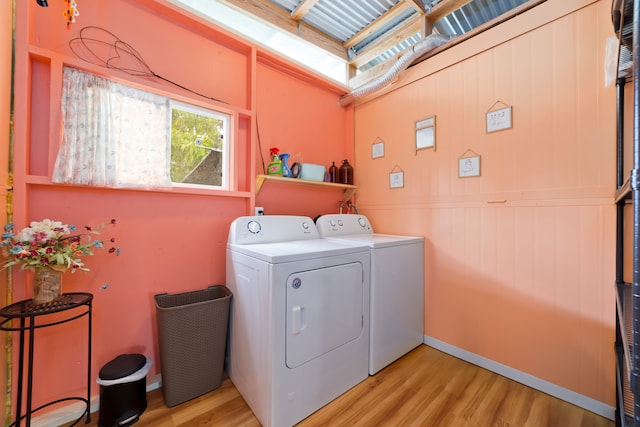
[
  {"left": 316, "top": 214, "right": 424, "bottom": 375},
  {"left": 226, "top": 215, "right": 371, "bottom": 427}
]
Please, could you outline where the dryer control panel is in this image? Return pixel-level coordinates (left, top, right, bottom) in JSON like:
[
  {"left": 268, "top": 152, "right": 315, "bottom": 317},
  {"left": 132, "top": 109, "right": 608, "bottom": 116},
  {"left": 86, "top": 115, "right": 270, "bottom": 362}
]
[{"left": 228, "top": 215, "right": 319, "bottom": 245}]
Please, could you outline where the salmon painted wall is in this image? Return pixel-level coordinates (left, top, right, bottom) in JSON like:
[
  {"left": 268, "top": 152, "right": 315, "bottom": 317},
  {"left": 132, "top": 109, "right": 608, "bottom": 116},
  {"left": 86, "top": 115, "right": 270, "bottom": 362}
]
[
  {"left": 0, "top": 1, "right": 12, "bottom": 422},
  {"left": 353, "top": 0, "right": 615, "bottom": 408},
  {"left": 254, "top": 57, "right": 355, "bottom": 217},
  {"left": 10, "top": 0, "right": 351, "bottom": 416}
]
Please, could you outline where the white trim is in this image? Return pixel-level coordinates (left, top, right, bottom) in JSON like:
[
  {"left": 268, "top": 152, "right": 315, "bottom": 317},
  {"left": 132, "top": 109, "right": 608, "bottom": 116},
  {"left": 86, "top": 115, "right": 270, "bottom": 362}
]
[
  {"left": 423, "top": 336, "right": 615, "bottom": 421},
  {"left": 170, "top": 99, "right": 231, "bottom": 191}
]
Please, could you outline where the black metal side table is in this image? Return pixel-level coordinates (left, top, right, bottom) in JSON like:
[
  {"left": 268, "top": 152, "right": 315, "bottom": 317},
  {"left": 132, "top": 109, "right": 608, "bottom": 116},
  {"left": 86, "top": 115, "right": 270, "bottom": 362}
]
[{"left": 0, "top": 292, "right": 93, "bottom": 427}]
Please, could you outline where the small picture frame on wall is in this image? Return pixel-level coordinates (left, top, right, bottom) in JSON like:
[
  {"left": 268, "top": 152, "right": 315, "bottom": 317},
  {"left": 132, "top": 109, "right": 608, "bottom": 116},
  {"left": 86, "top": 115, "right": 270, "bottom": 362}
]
[
  {"left": 372, "top": 140, "right": 385, "bottom": 159},
  {"left": 389, "top": 165, "right": 404, "bottom": 189},
  {"left": 458, "top": 150, "right": 481, "bottom": 178},
  {"left": 486, "top": 102, "right": 512, "bottom": 133},
  {"left": 415, "top": 116, "right": 435, "bottom": 152}
]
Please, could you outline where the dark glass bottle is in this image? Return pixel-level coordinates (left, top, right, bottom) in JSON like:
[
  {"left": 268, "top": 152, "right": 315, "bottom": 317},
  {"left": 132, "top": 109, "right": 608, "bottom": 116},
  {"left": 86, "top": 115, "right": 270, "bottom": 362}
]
[
  {"left": 329, "top": 162, "right": 338, "bottom": 183},
  {"left": 339, "top": 159, "right": 354, "bottom": 185}
]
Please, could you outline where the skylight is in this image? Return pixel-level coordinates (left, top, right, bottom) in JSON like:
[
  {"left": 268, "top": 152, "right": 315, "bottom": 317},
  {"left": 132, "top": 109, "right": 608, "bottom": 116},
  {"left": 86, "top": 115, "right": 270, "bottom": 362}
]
[{"left": 168, "top": 0, "right": 349, "bottom": 85}]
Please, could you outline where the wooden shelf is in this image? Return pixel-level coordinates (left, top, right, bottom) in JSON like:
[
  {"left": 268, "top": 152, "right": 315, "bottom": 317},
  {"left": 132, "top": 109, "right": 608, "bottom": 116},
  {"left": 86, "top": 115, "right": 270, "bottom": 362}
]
[{"left": 256, "top": 174, "right": 357, "bottom": 202}]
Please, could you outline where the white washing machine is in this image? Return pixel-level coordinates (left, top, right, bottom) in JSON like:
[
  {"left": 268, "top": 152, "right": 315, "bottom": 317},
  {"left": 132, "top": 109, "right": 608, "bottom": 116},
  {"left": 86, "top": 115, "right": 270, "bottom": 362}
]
[
  {"left": 226, "top": 215, "right": 371, "bottom": 427},
  {"left": 316, "top": 214, "right": 424, "bottom": 375}
]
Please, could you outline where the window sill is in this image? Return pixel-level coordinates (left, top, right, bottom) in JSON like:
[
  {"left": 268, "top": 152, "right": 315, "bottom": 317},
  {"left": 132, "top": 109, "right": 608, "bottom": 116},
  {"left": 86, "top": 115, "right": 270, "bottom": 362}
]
[{"left": 25, "top": 176, "right": 252, "bottom": 198}]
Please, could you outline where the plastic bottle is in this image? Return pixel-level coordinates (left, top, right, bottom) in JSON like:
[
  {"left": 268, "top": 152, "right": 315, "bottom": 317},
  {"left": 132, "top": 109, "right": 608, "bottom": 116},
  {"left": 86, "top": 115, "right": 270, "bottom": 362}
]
[
  {"left": 267, "top": 148, "right": 283, "bottom": 175},
  {"left": 339, "top": 159, "right": 354, "bottom": 185},
  {"left": 280, "top": 153, "right": 292, "bottom": 178},
  {"left": 328, "top": 162, "right": 338, "bottom": 183}
]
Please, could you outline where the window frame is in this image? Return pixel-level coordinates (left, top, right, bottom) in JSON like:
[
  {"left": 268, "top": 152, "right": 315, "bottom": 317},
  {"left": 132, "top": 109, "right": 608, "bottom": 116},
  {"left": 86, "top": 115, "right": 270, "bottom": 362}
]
[{"left": 169, "top": 100, "right": 231, "bottom": 191}]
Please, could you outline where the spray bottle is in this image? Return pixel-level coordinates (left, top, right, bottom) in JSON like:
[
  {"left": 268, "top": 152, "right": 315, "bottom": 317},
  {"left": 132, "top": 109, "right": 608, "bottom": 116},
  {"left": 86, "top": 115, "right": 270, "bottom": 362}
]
[
  {"left": 280, "top": 153, "right": 292, "bottom": 178},
  {"left": 267, "top": 147, "right": 283, "bottom": 175}
]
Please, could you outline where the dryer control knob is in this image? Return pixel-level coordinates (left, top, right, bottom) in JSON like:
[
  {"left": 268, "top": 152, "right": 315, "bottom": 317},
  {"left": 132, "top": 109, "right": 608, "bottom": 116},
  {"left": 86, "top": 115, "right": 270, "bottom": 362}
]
[{"left": 247, "top": 220, "right": 261, "bottom": 234}]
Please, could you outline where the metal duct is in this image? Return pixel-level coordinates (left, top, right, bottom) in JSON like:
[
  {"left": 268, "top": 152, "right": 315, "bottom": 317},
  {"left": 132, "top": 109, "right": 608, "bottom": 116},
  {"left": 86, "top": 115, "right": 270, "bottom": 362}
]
[{"left": 340, "top": 33, "right": 453, "bottom": 107}]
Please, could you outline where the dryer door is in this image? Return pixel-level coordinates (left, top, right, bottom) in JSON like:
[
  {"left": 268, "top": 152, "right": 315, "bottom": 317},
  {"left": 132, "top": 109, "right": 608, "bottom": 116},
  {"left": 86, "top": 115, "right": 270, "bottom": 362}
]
[{"left": 286, "top": 262, "right": 364, "bottom": 369}]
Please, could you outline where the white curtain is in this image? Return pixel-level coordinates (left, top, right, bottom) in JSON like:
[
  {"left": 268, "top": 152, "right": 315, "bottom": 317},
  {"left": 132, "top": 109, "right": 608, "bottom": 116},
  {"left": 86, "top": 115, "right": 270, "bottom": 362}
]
[{"left": 52, "top": 67, "right": 172, "bottom": 188}]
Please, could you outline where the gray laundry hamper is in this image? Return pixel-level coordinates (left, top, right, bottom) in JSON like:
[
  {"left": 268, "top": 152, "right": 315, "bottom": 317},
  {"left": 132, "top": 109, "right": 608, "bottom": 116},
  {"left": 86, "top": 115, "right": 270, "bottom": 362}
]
[{"left": 154, "top": 285, "right": 232, "bottom": 407}]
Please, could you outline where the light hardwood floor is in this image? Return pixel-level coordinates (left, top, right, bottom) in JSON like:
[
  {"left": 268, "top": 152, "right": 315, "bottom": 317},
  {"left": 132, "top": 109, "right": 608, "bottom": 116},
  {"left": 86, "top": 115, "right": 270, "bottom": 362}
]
[{"left": 67, "top": 345, "right": 613, "bottom": 427}]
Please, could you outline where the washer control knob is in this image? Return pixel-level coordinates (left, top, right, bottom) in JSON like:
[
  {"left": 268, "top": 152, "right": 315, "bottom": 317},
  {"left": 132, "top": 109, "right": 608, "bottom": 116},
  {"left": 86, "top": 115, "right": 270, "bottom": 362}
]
[
  {"left": 358, "top": 217, "right": 367, "bottom": 228},
  {"left": 247, "top": 220, "right": 261, "bottom": 234}
]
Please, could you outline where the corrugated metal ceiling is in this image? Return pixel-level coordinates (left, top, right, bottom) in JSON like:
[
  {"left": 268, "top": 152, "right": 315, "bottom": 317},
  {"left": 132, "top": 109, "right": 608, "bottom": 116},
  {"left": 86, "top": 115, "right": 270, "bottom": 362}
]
[{"left": 268, "top": 0, "right": 530, "bottom": 70}]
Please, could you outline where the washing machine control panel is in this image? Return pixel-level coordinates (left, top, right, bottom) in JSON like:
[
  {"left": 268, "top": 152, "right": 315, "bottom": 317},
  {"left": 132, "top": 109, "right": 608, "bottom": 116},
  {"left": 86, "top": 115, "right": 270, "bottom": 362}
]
[{"left": 316, "top": 214, "right": 373, "bottom": 236}]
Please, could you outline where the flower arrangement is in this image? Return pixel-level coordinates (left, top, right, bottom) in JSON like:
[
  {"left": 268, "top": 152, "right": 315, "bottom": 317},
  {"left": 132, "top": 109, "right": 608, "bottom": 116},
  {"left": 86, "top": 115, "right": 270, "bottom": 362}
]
[{"left": 1, "top": 218, "right": 119, "bottom": 272}]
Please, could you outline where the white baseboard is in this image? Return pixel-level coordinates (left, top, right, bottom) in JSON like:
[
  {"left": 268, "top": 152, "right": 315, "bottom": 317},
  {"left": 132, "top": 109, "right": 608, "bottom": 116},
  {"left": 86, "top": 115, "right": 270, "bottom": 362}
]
[
  {"left": 31, "top": 340, "right": 616, "bottom": 426},
  {"left": 30, "top": 374, "right": 163, "bottom": 427},
  {"left": 423, "top": 336, "right": 615, "bottom": 421}
]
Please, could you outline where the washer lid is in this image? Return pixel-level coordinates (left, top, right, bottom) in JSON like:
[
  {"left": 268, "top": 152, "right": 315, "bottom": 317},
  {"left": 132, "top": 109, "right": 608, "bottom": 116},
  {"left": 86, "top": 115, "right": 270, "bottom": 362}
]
[
  {"left": 228, "top": 238, "right": 369, "bottom": 263},
  {"left": 325, "top": 233, "right": 424, "bottom": 248},
  {"left": 316, "top": 214, "right": 424, "bottom": 248}
]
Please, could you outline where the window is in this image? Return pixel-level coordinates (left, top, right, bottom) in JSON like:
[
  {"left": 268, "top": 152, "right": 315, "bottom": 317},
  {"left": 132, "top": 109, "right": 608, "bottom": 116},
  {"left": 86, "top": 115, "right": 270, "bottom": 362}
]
[
  {"left": 53, "top": 67, "right": 231, "bottom": 190},
  {"left": 170, "top": 102, "right": 229, "bottom": 189}
]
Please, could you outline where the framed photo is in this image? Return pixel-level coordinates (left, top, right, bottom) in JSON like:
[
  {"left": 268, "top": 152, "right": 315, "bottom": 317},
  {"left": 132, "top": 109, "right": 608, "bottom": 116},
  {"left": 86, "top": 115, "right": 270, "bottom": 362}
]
[
  {"left": 486, "top": 106, "right": 512, "bottom": 133},
  {"left": 372, "top": 141, "right": 385, "bottom": 159},
  {"left": 458, "top": 155, "right": 481, "bottom": 178},
  {"left": 415, "top": 116, "right": 435, "bottom": 151},
  {"left": 390, "top": 171, "right": 404, "bottom": 188}
]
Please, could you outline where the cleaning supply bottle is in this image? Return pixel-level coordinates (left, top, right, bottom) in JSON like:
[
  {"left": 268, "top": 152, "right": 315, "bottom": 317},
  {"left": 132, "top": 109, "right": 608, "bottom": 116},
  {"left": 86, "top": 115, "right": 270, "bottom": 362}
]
[
  {"left": 280, "top": 153, "right": 292, "bottom": 178},
  {"left": 328, "top": 161, "right": 338, "bottom": 183},
  {"left": 339, "top": 159, "right": 354, "bottom": 185},
  {"left": 267, "top": 147, "right": 283, "bottom": 175}
]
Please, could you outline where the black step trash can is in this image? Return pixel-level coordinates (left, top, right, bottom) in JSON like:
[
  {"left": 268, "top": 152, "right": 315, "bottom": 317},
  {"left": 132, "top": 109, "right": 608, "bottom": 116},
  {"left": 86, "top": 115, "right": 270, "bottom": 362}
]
[
  {"left": 97, "top": 353, "right": 152, "bottom": 427},
  {"left": 154, "top": 285, "right": 232, "bottom": 407}
]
